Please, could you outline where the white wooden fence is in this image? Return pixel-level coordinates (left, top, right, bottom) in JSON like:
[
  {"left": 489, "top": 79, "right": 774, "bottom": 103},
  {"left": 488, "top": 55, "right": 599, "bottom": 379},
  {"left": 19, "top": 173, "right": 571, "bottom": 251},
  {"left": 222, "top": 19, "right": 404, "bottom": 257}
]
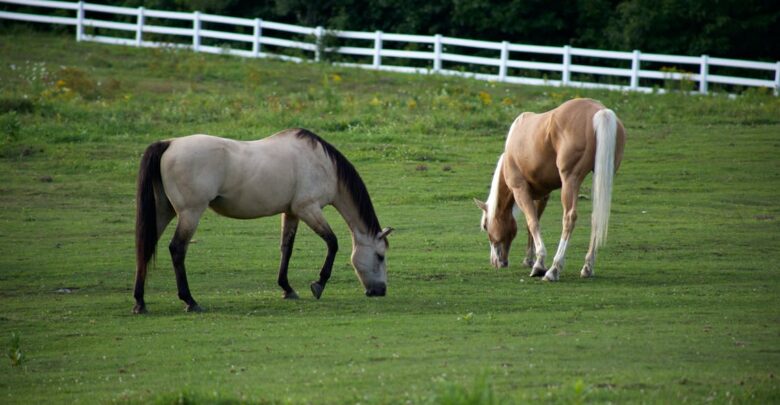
[{"left": 2, "top": 0, "right": 778, "bottom": 95}]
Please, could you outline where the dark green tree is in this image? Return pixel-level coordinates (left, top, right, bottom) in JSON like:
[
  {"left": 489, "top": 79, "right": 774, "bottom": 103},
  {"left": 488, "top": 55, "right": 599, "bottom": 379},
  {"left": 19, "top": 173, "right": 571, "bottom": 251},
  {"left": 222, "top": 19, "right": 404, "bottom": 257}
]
[{"left": 12, "top": 0, "right": 779, "bottom": 60}]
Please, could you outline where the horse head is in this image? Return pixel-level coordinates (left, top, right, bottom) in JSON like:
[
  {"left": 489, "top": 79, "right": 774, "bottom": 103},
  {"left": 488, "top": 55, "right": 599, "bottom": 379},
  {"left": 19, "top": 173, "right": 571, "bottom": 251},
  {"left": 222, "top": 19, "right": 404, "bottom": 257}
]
[
  {"left": 351, "top": 227, "right": 393, "bottom": 296},
  {"left": 475, "top": 198, "right": 517, "bottom": 268}
]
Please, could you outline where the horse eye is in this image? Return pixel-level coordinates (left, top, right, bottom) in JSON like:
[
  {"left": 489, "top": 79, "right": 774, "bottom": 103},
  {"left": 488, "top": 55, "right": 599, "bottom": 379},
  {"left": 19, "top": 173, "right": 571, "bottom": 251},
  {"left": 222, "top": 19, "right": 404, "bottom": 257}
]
[{"left": 377, "top": 254, "right": 385, "bottom": 262}]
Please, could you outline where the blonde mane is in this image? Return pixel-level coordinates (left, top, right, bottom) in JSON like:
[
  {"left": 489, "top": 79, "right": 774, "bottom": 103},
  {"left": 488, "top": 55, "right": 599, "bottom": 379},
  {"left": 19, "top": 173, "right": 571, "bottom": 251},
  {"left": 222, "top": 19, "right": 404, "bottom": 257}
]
[
  {"left": 485, "top": 153, "right": 505, "bottom": 228},
  {"left": 486, "top": 115, "right": 522, "bottom": 227}
]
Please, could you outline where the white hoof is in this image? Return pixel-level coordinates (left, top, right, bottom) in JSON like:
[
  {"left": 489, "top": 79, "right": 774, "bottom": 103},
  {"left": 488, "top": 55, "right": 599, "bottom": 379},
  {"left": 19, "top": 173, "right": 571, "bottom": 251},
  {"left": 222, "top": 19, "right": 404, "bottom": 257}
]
[
  {"left": 580, "top": 264, "right": 593, "bottom": 278},
  {"left": 542, "top": 268, "right": 559, "bottom": 282},
  {"left": 522, "top": 257, "right": 535, "bottom": 268}
]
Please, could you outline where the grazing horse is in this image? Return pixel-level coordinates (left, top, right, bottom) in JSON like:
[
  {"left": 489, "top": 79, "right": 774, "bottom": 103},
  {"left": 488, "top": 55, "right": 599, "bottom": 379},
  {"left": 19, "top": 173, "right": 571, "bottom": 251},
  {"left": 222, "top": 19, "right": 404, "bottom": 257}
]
[
  {"left": 475, "top": 98, "right": 625, "bottom": 281},
  {"left": 134, "top": 128, "right": 393, "bottom": 314}
]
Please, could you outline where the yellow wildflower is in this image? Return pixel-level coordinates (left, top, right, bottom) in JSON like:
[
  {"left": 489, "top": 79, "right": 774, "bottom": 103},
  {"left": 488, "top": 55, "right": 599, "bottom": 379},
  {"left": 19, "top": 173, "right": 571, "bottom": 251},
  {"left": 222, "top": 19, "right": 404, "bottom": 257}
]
[{"left": 478, "top": 91, "right": 492, "bottom": 105}]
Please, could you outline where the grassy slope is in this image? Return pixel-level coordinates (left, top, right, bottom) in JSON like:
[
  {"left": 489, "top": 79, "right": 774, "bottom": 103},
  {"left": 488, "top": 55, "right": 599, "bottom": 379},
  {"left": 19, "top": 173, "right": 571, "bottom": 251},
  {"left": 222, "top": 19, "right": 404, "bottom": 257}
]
[{"left": 0, "top": 31, "right": 779, "bottom": 403}]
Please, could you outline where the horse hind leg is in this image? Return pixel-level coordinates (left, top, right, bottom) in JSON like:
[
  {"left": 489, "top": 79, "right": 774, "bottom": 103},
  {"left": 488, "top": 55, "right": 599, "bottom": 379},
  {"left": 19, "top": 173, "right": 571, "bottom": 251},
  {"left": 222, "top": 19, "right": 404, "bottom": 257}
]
[
  {"left": 581, "top": 239, "right": 596, "bottom": 278},
  {"left": 169, "top": 207, "right": 206, "bottom": 312},
  {"left": 277, "top": 213, "right": 300, "bottom": 299},
  {"left": 133, "top": 191, "right": 175, "bottom": 314}
]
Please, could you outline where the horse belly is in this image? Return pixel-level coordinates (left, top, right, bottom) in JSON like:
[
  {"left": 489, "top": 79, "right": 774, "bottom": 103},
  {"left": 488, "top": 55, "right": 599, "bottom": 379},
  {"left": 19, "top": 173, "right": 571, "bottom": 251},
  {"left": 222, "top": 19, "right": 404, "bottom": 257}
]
[
  {"left": 528, "top": 164, "right": 562, "bottom": 196},
  {"left": 209, "top": 195, "right": 286, "bottom": 219},
  {"left": 210, "top": 174, "right": 295, "bottom": 219}
]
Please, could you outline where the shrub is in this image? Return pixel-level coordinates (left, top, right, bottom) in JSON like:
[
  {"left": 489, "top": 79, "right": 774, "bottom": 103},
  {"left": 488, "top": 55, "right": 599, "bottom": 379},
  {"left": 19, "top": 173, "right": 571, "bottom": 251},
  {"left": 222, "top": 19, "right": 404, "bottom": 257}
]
[
  {"left": 0, "top": 97, "right": 34, "bottom": 114},
  {"left": 0, "top": 112, "right": 21, "bottom": 143}
]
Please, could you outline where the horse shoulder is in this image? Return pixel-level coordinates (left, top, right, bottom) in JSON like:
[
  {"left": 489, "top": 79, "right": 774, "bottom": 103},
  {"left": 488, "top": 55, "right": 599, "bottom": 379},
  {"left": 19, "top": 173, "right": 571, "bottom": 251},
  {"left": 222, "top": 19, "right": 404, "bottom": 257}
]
[
  {"left": 506, "top": 112, "right": 532, "bottom": 140},
  {"left": 287, "top": 139, "right": 339, "bottom": 207}
]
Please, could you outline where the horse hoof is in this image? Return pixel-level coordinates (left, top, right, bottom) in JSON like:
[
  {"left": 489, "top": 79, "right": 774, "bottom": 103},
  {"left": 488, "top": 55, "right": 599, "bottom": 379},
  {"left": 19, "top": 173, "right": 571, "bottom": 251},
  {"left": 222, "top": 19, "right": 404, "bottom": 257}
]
[
  {"left": 185, "top": 304, "right": 204, "bottom": 313},
  {"left": 543, "top": 268, "right": 559, "bottom": 282},
  {"left": 580, "top": 265, "right": 593, "bottom": 278},
  {"left": 132, "top": 304, "right": 147, "bottom": 315},
  {"left": 283, "top": 290, "right": 299, "bottom": 300},
  {"left": 522, "top": 258, "right": 535, "bottom": 268},
  {"left": 530, "top": 266, "right": 546, "bottom": 277},
  {"left": 310, "top": 282, "right": 324, "bottom": 300}
]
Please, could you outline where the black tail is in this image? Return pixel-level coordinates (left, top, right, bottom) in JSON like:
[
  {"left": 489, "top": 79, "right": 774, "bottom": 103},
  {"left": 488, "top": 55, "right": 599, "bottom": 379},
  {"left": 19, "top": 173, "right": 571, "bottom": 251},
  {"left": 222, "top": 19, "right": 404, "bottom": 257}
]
[{"left": 135, "top": 141, "right": 170, "bottom": 276}]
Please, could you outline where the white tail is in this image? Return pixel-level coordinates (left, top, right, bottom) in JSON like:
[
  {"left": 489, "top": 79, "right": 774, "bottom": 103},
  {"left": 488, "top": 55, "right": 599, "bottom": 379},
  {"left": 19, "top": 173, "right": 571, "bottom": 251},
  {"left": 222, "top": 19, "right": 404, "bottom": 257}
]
[{"left": 591, "top": 109, "right": 617, "bottom": 249}]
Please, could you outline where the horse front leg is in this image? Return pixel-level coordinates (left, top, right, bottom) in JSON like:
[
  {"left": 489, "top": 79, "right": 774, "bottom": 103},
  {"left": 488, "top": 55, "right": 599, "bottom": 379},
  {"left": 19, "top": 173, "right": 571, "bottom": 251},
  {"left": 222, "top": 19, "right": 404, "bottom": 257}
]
[
  {"left": 278, "top": 213, "right": 300, "bottom": 299},
  {"left": 296, "top": 206, "right": 338, "bottom": 300},
  {"left": 523, "top": 195, "right": 550, "bottom": 268},
  {"left": 545, "top": 178, "right": 582, "bottom": 282},
  {"left": 511, "top": 187, "right": 547, "bottom": 278},
  {"left": 310, "top": 229, "right": 338, "bottom": 300},
  {"left": 522, "top": 231, "right": 535, "bottom": 268}
]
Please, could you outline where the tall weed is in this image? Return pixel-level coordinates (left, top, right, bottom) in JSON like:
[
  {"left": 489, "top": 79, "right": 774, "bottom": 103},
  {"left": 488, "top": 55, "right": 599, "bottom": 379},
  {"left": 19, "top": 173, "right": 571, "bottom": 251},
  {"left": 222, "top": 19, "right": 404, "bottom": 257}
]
[{"left": 7, "top": 332, "right": 24, "bottom": 367}]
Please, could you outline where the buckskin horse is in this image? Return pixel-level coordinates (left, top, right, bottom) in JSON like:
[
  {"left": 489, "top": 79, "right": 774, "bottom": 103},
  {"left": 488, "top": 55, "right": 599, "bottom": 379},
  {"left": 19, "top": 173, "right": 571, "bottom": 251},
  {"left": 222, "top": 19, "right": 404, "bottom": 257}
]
[
  {"left": 134, "top": 128, "right": 392, "bottom": 313},
  {"left": 475, "top": 98, "right": 625, "bottom": 281}
]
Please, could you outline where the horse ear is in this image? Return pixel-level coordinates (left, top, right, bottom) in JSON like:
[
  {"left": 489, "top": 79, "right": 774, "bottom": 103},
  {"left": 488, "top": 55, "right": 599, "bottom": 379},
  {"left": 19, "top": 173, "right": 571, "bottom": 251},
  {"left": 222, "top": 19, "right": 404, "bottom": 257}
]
[
  {"left": 378, "top": 227, "right": 393, "bottom": 240},
  {"left": 473, "top": 198, "right": 487, "bottom": 212}
]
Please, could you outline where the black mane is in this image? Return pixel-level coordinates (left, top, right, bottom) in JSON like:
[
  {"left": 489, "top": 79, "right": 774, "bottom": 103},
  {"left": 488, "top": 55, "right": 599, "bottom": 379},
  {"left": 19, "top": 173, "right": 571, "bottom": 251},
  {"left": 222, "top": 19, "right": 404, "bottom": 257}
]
[{"left": 293, "top": 128, "right": 382, "bottom": 236}]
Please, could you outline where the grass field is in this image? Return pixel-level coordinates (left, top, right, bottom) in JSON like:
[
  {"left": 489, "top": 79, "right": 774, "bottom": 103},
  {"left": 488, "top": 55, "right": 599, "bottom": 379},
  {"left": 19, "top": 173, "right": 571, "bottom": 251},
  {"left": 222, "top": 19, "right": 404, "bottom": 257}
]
[{"left": 1, "top": 30, "right": 779, "bottom": 404}]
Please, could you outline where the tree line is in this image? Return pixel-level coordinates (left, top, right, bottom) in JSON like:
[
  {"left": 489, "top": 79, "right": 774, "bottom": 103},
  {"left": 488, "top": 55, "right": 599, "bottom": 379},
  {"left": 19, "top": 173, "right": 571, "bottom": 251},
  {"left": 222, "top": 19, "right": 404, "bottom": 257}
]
[{"left": 20, "top": 0, "right": 780, "bottom": 61}]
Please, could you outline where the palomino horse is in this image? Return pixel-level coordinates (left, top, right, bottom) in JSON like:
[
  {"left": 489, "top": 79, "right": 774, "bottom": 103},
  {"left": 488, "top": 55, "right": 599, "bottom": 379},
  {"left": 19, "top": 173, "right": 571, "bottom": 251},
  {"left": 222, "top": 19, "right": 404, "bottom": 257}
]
[
  {"left": 134, "top": 128, "right": 392, "bottom": 313},
  {"left": 475, "top": 98, "right": 625, "bottom": 281}
]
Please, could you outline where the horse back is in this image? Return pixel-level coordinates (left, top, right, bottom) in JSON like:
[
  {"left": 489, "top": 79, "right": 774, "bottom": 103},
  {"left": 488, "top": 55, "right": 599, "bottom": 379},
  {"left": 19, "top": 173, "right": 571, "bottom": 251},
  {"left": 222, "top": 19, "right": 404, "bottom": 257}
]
[
  {"left": 503, "top": 98, "right": 612, "bottom": 197},
  {"left": 160, "top": 133, "right": 338, "bottom": 219}
]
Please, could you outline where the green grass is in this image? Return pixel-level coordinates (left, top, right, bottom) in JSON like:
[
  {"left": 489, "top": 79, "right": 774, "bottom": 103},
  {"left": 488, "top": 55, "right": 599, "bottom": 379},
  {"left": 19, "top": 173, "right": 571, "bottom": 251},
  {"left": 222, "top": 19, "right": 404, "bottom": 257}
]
[{"left": 1, "top": 30, "right": 779, "bottom": 404}]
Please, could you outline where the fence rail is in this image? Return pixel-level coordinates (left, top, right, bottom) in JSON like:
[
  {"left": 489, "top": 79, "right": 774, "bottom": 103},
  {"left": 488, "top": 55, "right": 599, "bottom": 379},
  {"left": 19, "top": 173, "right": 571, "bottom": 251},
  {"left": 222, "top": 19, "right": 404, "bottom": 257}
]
[{"left": 1, "top": 0, "right": 778, "bottom": 95}]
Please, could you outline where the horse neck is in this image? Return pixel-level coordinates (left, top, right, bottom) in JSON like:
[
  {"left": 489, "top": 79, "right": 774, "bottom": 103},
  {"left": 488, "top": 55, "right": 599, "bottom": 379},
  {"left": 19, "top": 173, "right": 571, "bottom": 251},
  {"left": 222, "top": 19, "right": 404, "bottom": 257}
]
[
  {"left": 487, "top": 155, "right": 515, "bottom": 223},
  {"left": 332, "top": 191, "right": 375, "bottom": 246},
  {"left": 493, "top": 178, "right": 516, "bottom": 223}
]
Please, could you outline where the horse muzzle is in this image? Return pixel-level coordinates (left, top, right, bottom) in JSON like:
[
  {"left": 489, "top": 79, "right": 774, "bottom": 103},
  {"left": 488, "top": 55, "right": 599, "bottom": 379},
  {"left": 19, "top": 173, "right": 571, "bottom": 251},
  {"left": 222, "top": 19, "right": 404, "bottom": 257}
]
[
  {"left": 492, "top": 259, "right": 509, "bottom": 268},
  {"left": 490, "top": 244, "right": 509, "bottom": 268},
  {"left": 490, "top": 254, "right": 509, "bottom": 268},
  {"left": 365, "top": 283, "right": 386, "bottom": 297}
]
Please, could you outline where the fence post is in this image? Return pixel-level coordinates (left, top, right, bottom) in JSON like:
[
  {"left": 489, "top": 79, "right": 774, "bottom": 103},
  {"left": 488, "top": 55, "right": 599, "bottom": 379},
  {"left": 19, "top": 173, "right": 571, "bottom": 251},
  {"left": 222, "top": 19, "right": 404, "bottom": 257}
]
[
  {"left": 76, "top": 1, "right": 84, "bottom": 42},
  {"left": 373, "top": 30, "right": 382, "bottom": 69},
  {"left": 699, "top": 54, "right": 709, "bottom": 94},
  {"left": 314, "top": 26, "right": 324, "bottom": 62},
  {"left": 252, "top": 18, "right": 262, "bottom": 57},
  {"left": 433, "top": 34, "right": 442, "bottom": 73},
  {"left": 192, "top": 11, "right": 201, "bottom": 52},
  {"left": 499, "top": 41, "right": 509, "bottom": 81},
  {"left": 630, "top": 50, "right": 641, "bottom": 90},
  {"left": 562, "top": 45, "right": 571, "bottom": 86},
  {"left": 774, "top": 61, "right": 779, "bottom": 96},
  {"left": 135, "top": 7, "right": 144, "bottom": 47}
]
